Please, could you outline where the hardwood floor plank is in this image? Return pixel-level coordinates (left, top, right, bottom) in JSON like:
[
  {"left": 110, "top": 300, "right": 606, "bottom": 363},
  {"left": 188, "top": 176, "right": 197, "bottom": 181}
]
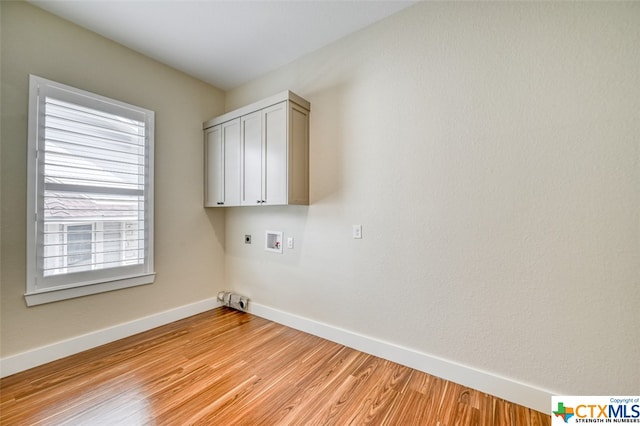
[
  {"left": 271, "top": 347, "right": 362, "bottom": 424},
  {"left": 0, "top": 307, "right": 551, "bottom": 425}
]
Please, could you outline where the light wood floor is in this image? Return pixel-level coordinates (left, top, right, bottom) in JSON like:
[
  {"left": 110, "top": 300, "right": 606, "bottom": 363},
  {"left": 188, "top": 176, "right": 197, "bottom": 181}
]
[{"left": 1, "top": 307, "right": 550, "bottom": 425}]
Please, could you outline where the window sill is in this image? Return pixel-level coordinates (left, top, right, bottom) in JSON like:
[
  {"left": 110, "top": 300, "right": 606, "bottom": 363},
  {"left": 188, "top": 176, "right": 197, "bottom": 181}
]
[{"left": 24, "top": 273, "right": 156, "bottom": 306}]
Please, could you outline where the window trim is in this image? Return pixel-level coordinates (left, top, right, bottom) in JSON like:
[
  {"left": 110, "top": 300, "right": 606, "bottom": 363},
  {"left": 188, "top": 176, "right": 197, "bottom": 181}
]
[{"left": 26, "top": 75, "right": 155, "bottom": 306}]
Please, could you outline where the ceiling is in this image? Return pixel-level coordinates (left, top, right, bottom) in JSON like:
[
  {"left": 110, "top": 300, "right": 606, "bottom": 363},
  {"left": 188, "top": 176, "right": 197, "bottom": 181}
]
[{"left": 29, "top": 1, "right": 416, "bottom": 90}]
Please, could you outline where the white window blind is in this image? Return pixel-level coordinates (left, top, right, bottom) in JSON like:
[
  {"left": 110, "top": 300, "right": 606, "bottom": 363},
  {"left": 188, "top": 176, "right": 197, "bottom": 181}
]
[{"left": 26, "top": 75, "right": 155, "bottom": 306}]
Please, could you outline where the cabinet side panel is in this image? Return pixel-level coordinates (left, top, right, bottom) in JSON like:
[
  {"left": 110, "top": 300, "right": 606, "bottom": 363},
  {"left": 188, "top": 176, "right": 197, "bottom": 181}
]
[
  {"left": 204, "top": 126, "right": 222, "bottom": 206},
  {"left": 289, "top": 104, "right": 309, "bottom": 205},
  {"left": 223, "top": 119, "right": 241, "bottom": 206},
  {"left": 241, "top": 112, "right": 263, "bottom": 205},
  {"left": 264, "top": 102, "right": 288, "bottom": 205}
]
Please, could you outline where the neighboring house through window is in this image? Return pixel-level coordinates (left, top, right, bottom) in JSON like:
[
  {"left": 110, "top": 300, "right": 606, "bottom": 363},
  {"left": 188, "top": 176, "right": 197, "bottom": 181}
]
[
  {"left": 64, "top": 223, "right": 93, "bottom": 268},
  {"left": 26, "top": 75, "right": 155, "bottom": 306}
]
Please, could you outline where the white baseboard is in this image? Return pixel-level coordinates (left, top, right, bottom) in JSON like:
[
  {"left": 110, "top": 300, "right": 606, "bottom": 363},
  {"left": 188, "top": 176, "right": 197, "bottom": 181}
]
[
  {"left": 1, "top": 298, "right": 553, "bottom": 413},
  {"left": 247, "top": 302, "right": 553, "bottom": 414},
  {"left": 0, "top": 298, "right": 221, "bottom": 378}
]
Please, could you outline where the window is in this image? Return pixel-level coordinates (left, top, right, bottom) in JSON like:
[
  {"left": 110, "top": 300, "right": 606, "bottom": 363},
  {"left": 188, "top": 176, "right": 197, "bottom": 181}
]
[
  {"left": 66, "top": 224, "right": 93, "bottom": 267},
  {"left": 26, "top": 75, "right": 155, "bottom": 306}
]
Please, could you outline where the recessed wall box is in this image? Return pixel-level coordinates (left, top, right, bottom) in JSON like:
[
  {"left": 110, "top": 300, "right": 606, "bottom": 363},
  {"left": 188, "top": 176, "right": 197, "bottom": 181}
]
[{"left": 265, "top": 231, "right": 283, "bottom": 254}]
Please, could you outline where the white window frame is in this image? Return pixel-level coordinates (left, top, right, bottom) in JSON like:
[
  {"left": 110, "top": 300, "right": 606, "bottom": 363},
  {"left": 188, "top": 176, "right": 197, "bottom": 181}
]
[{"left": 26, "top": 75, "right": 155, "bottom": 306}]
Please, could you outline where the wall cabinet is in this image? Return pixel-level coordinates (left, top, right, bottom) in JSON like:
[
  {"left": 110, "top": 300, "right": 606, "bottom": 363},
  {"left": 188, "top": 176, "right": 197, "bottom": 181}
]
[{"left": 203, "top": 91, "right": 310, "bottom": 207}]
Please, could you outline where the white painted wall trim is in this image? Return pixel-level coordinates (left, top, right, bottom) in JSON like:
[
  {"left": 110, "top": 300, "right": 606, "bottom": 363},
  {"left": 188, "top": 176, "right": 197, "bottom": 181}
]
[
  {"left": 1, "top": 298, "right": 554, "bottom": 413},
  {"left": 248, "top": 302, "right": 554, "bottom": 414},
  {"left": 0, "top": 298, "right": 221, "bottom": 378}
]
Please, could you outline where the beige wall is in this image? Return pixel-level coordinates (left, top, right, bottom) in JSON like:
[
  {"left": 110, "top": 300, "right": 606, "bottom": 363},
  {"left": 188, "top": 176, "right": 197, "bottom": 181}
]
[
  {"left": 225, "top": 2, "right": 640, "bottom": 395},
  {"left": 0, "top": 2, "right": 226, "bottom": 356}
]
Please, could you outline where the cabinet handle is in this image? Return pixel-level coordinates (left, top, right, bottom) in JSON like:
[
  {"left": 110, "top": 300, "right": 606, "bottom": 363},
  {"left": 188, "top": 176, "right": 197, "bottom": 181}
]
[
  {"left": 257, "top": 200, "right": 262, "bottom": 204},
  {"left": 217, "top": 202, "right": 224, "bottom": 205}
]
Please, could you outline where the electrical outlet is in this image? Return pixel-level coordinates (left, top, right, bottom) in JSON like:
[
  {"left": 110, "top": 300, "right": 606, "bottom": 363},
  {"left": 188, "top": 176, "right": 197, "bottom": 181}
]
[
  {"left": 244, "top": 234, "right": 251, "bottom": 244},
  {"left": 353, "top": 225, "right": 362, "bottom": 239},
  {"left": 287, "top": 237, "right": 294, "bottom": 249}
]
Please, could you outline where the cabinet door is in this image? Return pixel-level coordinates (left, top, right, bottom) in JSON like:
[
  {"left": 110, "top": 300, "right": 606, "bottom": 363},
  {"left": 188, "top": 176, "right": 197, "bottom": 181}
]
[
  {"left": 241, "top": 111, "right": 263, "bottom": 205},
  {"left": 204, "top": 125, "right": 223, "bottom": 206},
  {"left": 222, "top": 119, "right": 241, "bottom": 206},
  {"left": 204, "top": 119, "right": 240, "bottom": 207},
  {"left": 263, "top": 102, "right": 288, "bottom": 205}
]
